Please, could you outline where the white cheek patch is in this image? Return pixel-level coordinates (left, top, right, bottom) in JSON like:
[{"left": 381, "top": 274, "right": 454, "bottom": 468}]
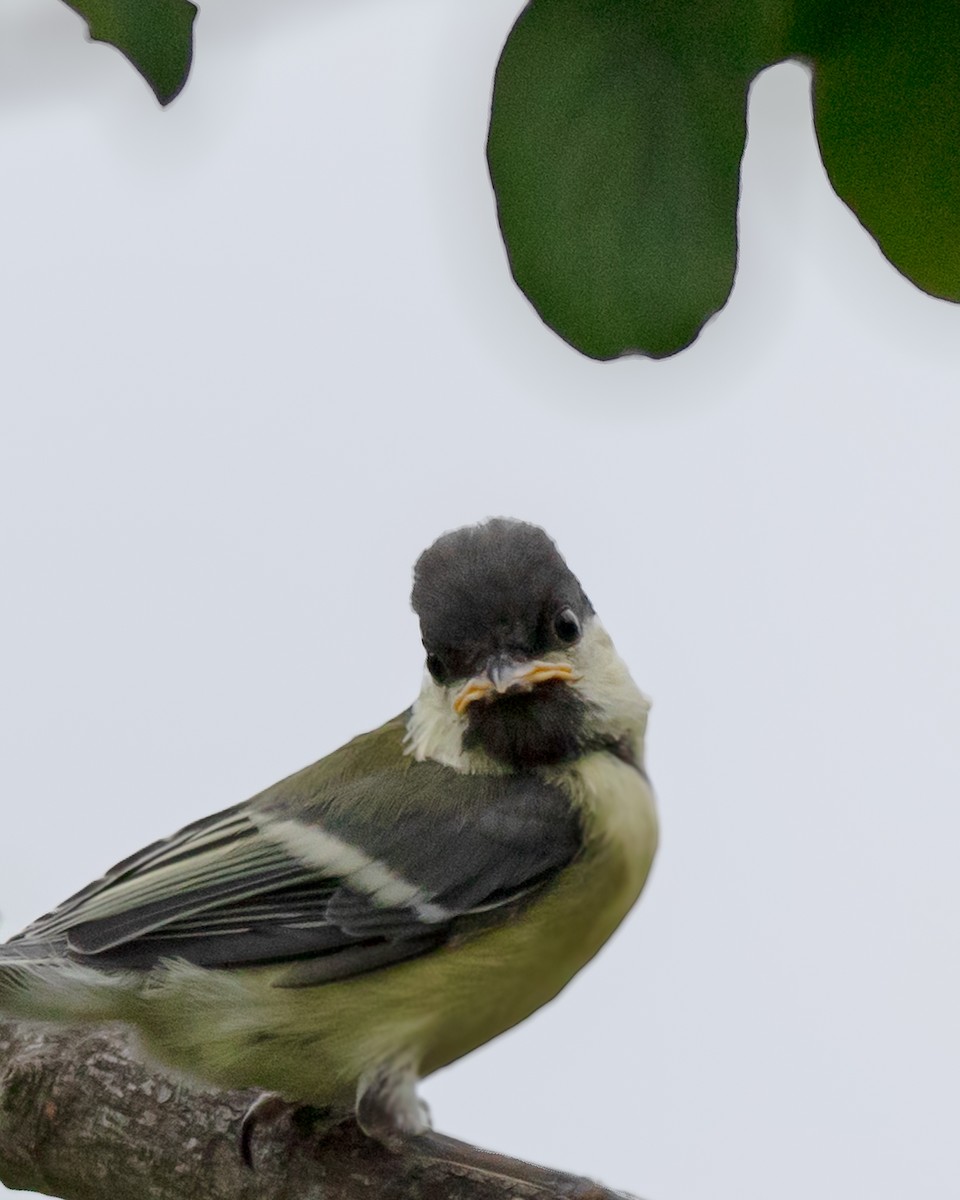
[
  {"left": 403, "top": 670, "right": 493, "bottom": 772},
  {"left": 258, "top": 818, "right": 449, "bottom": 923},
  {"left": 566, "top": 619, "right": 650, "bottom": 747}
]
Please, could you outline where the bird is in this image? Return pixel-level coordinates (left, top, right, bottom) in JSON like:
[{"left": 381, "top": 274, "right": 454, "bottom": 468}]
[{"left": 0, "top": 518, "right": 657, "bottom": 1171}]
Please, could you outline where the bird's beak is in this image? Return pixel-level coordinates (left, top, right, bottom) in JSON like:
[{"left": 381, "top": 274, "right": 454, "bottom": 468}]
[{"left": 453, "top": 657, "right": 580, "bottom": 715}]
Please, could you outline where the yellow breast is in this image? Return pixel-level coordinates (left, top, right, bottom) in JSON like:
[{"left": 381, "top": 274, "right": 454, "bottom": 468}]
[
  {"left": 334, "top": 750, "right": 659, "bottom": 1084},
  {"left": 138, "top": 751, "right": 657, "bottom": 1107}
]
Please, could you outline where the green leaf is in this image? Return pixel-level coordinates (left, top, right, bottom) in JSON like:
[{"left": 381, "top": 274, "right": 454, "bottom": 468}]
[
  {"left": 795, "top": 0, "right": 960, "bottom": 302},
  {"left": 63, "top": 0, "right": 197, "bottom": 105},
  {"left": 488, "top": 0, "right": 780, "bottom": 360}
]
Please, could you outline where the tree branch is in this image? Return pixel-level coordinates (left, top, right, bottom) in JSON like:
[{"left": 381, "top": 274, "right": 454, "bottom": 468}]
[{"left": 0, "top": 1021, "right": 639, "bottom": 1200}]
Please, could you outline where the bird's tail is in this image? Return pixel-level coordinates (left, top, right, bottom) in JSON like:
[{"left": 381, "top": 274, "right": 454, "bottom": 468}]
[{"left": 0, "top": 939, "right": 130, "bottom": 1024}]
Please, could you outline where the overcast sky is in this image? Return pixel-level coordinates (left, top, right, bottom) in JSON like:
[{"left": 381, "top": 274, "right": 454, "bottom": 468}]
[{"left": 2, "top": 3, "right": 960, "bottom": 1198}]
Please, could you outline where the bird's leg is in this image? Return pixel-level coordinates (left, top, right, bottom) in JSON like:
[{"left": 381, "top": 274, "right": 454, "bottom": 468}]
[{"left": 356, "top": 1070, "right": 608, "bottom": 1199}]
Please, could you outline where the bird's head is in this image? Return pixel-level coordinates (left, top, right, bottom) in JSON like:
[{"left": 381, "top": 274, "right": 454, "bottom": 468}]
[{"left": 406, "top": 519, "right": 649, "bottom": 772}]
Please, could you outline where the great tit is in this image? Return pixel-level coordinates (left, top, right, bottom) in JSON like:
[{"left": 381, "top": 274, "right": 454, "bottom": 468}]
[{"left": 0, "top": 518, "right": 657, "bottom": 1162}]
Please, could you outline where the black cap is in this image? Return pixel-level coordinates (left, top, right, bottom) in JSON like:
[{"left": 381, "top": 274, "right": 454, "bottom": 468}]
[{"left": 412, "top": 519, "right": 592, "bottom": 683}]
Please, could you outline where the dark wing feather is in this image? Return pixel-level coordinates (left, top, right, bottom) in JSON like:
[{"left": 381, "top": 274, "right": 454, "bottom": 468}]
[
  {"left": 14, "top": 806, "right": 254, "bottom": 941},
  {"left": 8, "top": 722, "right": 582, "bottom": 985}
]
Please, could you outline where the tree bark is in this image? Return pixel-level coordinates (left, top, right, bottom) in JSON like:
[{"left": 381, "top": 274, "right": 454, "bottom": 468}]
[{"left": 0, "top": 1021, "right": 639, "bottom": 1200}]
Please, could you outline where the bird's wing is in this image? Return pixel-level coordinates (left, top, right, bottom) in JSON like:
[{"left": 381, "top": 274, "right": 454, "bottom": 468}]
[{"left": 10, "top": 718, "right": 581, "bottom": 983}]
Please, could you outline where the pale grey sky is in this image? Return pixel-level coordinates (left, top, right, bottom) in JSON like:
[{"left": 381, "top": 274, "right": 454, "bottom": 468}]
[{"left": 2, "top": 3, "right": 960, "bottom": 1198}]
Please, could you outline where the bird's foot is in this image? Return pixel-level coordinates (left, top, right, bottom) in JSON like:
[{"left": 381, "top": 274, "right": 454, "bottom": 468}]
[
  {"left": 239, "top": 1092, "right": 337, "bottom": 1169},
  {"left": 356, "top": 1066, "right": 431, "bottom": 1150}
]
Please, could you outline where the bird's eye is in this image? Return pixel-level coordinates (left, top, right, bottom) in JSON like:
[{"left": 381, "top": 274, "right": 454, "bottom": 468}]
[
  {"left": 553, "top": 607, "right": 581, "bottom": 645},
  {"left": 426, "top": 653, "right": 449, "bottom": 684}
]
